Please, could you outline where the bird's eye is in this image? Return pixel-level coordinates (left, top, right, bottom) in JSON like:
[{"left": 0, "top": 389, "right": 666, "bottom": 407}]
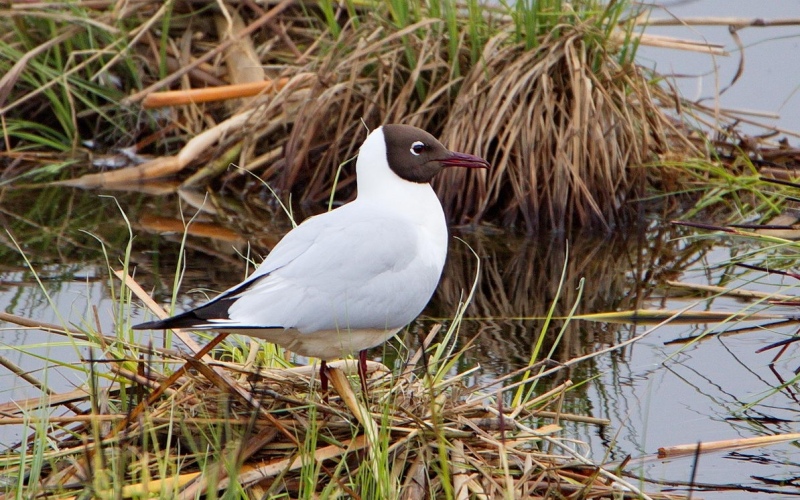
[{"left": 410, "top": 141, "right": 426, "bottom": 156}]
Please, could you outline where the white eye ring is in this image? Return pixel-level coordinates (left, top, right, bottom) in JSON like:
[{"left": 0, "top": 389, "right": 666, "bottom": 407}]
[{"left": 410, "top": 141, "right": 425, "bottom": 156}]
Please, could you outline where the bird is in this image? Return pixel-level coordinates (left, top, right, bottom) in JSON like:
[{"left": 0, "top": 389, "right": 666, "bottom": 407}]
[{"left": 133, "top": 124, "right": 490, "bottom": 393}]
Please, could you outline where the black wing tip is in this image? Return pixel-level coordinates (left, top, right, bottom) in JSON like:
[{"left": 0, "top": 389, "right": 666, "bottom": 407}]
[
  {"left": 132, "top": 318, "right": 182, "bottom": 330},
  {"left": 133, "top": 284, "right": 252, "bottom": 331},
  {"left": 132, "top": 310, "right": 209, "bottom": 330},
  {"left": 131, "top": 319, "right": 160, "bottom": 330},
  {"left": 133, "top": 316, "right": 286, "bottom": 331}
]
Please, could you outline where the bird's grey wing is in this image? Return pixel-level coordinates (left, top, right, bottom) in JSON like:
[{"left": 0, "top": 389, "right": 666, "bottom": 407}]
[
  {"left": 222, "top": 208, "right": 444, "bottom": 332},
  {"left": 136, "top": 211, "right": 334, "bottom": 330},
  {"left": 138, "top": 214, "right": 324, "bottom": 329}
]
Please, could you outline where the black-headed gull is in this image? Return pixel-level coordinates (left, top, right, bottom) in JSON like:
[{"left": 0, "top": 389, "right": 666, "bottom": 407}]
[{"left": 134, "top": 124, "right": 490, "bottom": 392}]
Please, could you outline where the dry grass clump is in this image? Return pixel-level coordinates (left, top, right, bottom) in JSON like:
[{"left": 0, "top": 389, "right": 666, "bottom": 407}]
[
  {"left": 438, "top": 24, "right": 672, "bottom": 231},
  {"left": 1, "top": 0, "right": 699, "bottom": 232},
  {"left": 0, "top": 304, "right": 664, "bottom": 500}
]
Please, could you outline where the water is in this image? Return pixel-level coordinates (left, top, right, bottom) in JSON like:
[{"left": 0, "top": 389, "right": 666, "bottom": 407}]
[
  {"left": 638, "top": 0, "right": 800, "bottom": 137},
  {"left": 629, "top": 3, "right": 800, "bottom": 493},
  {"left": 2, "top": 186, "right": 799, "bottom": 497}
]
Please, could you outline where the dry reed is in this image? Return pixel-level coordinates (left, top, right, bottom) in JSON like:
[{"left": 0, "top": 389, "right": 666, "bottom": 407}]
[{"left": 0, "top": 0, "right": 718, "bottom": 232}]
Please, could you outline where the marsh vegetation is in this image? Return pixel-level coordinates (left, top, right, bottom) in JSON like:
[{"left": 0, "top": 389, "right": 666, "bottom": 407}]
[{"left": 2, "top": 0, "right": 800, "bottom": 498}]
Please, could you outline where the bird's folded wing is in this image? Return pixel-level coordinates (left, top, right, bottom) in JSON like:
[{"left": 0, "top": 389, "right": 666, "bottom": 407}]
[{"left": 223, "top": 210, "right": 436, "bottom": 332}]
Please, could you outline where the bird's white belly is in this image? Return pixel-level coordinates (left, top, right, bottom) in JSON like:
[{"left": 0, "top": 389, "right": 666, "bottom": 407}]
[{"left": 228, "top": 327, "right": 402, "bottom": 360}]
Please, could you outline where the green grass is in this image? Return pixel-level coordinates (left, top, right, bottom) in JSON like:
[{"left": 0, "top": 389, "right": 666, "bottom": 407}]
[
  {"left": 4, "top": 2, "right": 796, "bottom": 493},
  {"left": 0, "top": 7, "right": 144, "bottom": 153}
]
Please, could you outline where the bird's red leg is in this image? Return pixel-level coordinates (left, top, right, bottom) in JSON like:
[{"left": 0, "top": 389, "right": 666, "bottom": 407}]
[
  {"left": 320, "top": 359, "right": 329, "bottom": 395},
  {"left": 358, "top": 350, "right": 369, "bottom": 396}
]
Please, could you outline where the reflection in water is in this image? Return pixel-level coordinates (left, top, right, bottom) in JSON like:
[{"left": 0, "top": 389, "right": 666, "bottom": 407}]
[
  {"left": 0, "top": 186, "right": 699, "bottom": 387},
  {"left": 436, "top": 223, "right": 691, "bottom": 373}
]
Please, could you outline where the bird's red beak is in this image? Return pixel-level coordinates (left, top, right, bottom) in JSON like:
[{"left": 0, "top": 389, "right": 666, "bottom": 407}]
[{"left": 440, "top": 151, "right": 490, "bottom": 170}]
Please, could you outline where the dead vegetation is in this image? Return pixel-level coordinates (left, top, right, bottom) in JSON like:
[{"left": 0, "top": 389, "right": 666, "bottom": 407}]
[
  {"left": 0, "top": 269, "right": 679, "bottom": 499},
  {"left": 438, "top": 24, "right": 676, "bottom": 230},
  {"left": 0, "top": 0, "right": 729, "bottom": 232},
  {"left": 3, "top": 2, "right": 800, "bottom": 495},
  {"left": 4, "top": 1, "right": 800, "bottom": 231}
]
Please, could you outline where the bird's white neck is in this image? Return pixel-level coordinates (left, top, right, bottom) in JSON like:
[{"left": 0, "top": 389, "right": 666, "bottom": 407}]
[{"left": 354, "top": 127, "right": 440, "bottom": 211}]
